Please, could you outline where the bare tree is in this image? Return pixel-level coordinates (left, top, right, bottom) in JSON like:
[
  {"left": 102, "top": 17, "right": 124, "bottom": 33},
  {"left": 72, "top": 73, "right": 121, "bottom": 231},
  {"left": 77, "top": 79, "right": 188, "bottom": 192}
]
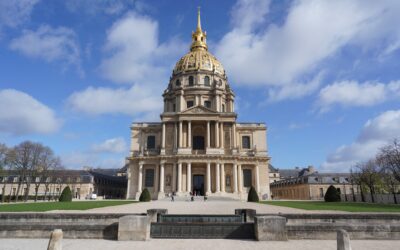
[
  {"left": 6, "top": 141, "right": 60, "bottom": 202},
  {"left": 33, "top": 147, "right": 61, "bottom": 202},
  {"left": 377, "top": 139, "right": 400, "bottom": 182},
  {"left": 0, "top": 143, "right": 9, "bottom": 203},
  {"left": 355, "top": 160, "right": 383, "bottom": 203}
]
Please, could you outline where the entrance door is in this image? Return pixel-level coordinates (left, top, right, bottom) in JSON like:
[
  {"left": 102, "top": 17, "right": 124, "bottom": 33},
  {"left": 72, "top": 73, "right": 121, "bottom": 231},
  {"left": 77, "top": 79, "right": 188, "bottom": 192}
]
[
  {"left": 192, "top": 175, "right": 205, "bottom": 196},
  {"left": 193, "top": 136, "right": 205, "bottom": 150}
]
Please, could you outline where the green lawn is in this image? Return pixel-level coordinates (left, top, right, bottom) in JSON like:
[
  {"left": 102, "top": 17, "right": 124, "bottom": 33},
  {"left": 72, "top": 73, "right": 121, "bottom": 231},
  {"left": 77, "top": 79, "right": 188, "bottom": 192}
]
[
  {"left": 262, "top": 201, "right": 400, "bottom": 213},
  {"left": 0, "top": 200, "right": 136, "bottom": 212}
]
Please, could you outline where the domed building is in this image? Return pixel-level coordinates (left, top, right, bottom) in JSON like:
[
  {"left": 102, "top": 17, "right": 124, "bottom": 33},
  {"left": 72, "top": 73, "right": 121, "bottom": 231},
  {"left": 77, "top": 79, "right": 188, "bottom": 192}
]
[{"left": 126, "top": 9, "right": 271, "bottom": 200}]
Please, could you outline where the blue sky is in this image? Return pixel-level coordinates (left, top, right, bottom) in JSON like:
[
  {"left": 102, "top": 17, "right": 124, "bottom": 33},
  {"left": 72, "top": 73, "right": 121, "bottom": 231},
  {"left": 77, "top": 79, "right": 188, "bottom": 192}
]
[{"left": 1, "top": 0, "right": 400, "bottom": 172}]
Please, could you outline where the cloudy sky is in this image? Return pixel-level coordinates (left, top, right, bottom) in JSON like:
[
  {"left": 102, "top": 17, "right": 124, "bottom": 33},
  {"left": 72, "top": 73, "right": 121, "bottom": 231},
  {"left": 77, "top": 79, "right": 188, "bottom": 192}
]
[{"left": 1, "top": 0, "right": 400, "bottom": 172}]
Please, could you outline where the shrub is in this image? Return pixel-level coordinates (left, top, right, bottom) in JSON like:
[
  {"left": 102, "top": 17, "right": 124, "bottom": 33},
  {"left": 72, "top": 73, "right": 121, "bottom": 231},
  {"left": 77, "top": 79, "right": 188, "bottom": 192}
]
[
  {"left": 59, "top": 186, "right": 72, "bottom": 202},
  {"left": 247, "top": 186, "right": 259, "bottom": 202},
  {"left": 324, "top": 185, "right": 341, "bottom": 202},
  {"left": 139, "top": 188, "right": 151, "bottom": 202}
]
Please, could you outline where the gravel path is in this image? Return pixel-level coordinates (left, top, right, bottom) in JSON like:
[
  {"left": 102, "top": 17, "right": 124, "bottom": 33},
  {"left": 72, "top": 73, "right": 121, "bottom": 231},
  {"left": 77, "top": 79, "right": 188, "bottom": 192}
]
[{"left": 0, "top": 239, "right": 398, "bottom": 250}]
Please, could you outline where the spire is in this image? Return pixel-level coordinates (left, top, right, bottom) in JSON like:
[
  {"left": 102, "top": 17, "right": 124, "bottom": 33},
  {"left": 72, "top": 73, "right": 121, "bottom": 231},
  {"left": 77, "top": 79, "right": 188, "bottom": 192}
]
[
  {"left": 197, "top": 7, "right": 202, "bottom": 32},
  {"left": 191, "top": 7, "right": 207, "bottom": 51}
]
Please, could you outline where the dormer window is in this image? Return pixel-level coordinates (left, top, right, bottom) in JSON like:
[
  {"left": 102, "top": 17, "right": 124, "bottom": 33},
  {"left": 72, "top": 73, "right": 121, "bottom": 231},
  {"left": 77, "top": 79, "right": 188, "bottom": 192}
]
[
  {"left": 176, "top": 79, "right": 181, "bottom": 87},
  {"left": 147, "top": 136, "right": 156, "bottom": 149},
  {"left": 204, "top": 76, "right": 210, "bottom": 86},
  {"left": 189, "top": 76, "right": 194, "bottom": 86}
]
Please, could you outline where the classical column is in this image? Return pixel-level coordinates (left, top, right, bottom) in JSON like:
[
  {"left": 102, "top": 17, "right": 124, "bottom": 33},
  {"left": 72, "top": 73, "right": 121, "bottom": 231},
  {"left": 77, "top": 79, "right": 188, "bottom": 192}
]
[
  {"left": 174, "top": 122, "right": 178, "bottom": 149},
  {"left": 215, "top": 121, "right": 219, "bottom": 148},
  {"left": 238, "top": 164, "right": 242, "bottom": 193},
  {"left": 177, "top": 162, "right": 182, "bottom": 193},
  {"left": 155, "top": 164, "right": 159, "bottom": 193},
  {"left": 215, "top": 163, "right": 220, "bottom": 193},
  {"left": 172, "top": 163, "right": 177, "bottom": 192},
  {"left": 187, "top": 163, "right": 191, "bottom": 193},
  {"left": 220, "top": 122, "right": 224, "bottom": 149},
  {"left": 179, "top": 121, "right": 183, "bottom": 148},
  {"left": 206, "top": 162, "right": 211, "bottom": 194},
  {"left": 255, "top": 165, "right": 260, "bottom": 193},
  {"left": 221, "top": 163, "right": 225, "bottom": 193},
  {"left": 207, "top": 121, "right": 210, "bottom": 148},
  {"left": 159, "top": 163, "right": 165, "bottom": 193},
  {"left": 126, "top": 165, "right": 131, "bottom": 199},
  {"left": 233, "top": 164, "right": 238, "bottom": 193},
  {"left": 162, "top": 123, "right": 166, "bottom": 149},
  {"left": 138, "top": 163, "right": 143, "bottom": 193},
  {"left": 188, "top": 121, "right": 192, "bottom": 148},
  {"left": 232, "top": 123, "right": 236, "bottom": 149}
]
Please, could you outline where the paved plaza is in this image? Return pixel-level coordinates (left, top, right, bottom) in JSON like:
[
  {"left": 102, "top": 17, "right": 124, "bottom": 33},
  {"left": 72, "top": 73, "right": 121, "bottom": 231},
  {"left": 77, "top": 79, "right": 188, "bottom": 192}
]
[
  {"left": 50, "top": 198, "right": 348, "bottom": 214},
  {"left": 0, "top": 238, "right": 399, "bottom": 250},
  {"left": 50, "top": 199, "right": 314, "bottom": 214}
]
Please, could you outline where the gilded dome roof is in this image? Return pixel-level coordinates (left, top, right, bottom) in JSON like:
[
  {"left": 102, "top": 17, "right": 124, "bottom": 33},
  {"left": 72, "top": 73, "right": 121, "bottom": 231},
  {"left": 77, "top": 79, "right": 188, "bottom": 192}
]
[
  {"left": 173, "top": 50, "right": 225, "bottom": 76},
  {"left": 172, "top": 8, "right": 225, "bottom": 76}
]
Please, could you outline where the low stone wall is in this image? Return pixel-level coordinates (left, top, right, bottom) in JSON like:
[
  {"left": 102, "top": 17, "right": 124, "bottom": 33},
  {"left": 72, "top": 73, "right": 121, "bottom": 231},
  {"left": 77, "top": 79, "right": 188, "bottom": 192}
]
[
  {"left": 257, "top": 213, "right": 400, "bottom": 240},
  {"left": 0, "top": 213, "right": 144, "bottom": 240}
]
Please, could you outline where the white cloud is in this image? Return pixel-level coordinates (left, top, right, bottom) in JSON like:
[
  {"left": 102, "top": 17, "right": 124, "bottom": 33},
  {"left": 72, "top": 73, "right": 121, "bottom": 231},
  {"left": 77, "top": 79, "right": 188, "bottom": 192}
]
[
  {"left": 267, "top": 73, "right": 322, "bottom": 102},
  {"left": 99, "top": 11, "right": 185, "bottom": 84},
  {"left": 9, "top": 25, "right": 82, "bottom": 74},
  {"left": 0, "top": 89, "right": 61, "bottom": 135},
  {"left": 321, "top": 110, "right": 400, "bottom": 172},
  {"left": 61, "top": 151, "right": 125, "bottom": 169},
  {"left": 67, "top": 84, "right": 162, "bottom": 116},
  {"left": 91, "top": 137, "right": 127, "bottom": 153},
  {"left": 316, "top": 80, "right": 400, "bottom": 112},
  {"left": 215, "top": 0, "right": 400, "bottom": 100},
  {"left": 69, "top": 11, "right": 184, "bottom": 117},
  {"left": 0, "top": 0, "right": 39, "bottom": 29}
]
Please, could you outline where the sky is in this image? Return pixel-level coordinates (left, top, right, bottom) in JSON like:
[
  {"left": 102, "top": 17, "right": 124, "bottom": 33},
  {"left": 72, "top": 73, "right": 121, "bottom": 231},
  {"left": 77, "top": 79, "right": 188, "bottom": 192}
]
[{"left": 1, "top": 0, "right": 400, "bottom": 172}]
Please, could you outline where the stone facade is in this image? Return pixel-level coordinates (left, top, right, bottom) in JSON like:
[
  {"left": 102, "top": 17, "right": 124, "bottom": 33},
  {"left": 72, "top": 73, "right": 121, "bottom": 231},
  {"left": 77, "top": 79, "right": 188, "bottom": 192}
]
[
  {"left": 270, "top": 173, "right": 359, "bottom": 200},
  {"left": 126, "top": 10, "right": 270, "bottom": 201}
]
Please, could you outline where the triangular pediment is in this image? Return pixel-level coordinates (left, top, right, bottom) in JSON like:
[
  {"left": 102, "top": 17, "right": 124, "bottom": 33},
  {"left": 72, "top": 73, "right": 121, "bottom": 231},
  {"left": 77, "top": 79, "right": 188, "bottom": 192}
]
[{"left": 181, "top": 105, "right": 217, "bottom": 114}]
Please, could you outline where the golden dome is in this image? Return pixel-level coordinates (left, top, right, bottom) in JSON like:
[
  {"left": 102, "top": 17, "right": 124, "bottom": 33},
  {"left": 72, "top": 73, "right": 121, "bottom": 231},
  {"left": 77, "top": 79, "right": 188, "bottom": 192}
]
[{"left": 173, "top": 8, "right": 225, "bottom": 76}]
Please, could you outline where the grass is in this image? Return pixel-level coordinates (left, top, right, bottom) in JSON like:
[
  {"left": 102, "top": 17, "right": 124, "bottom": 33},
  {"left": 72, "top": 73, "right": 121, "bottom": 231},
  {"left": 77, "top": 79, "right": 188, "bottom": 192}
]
[
  {"left": 262, "top": 201, "right": 400, "bottom": 213},
  {"left": 0, "top": 200, "right": 136, "bottom": 212}
]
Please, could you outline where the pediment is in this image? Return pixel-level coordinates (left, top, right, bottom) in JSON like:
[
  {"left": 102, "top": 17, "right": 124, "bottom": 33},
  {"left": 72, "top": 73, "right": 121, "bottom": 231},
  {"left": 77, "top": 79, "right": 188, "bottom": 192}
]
[{"left": 181, "top": 105, "right": 217, "bottom": 114}]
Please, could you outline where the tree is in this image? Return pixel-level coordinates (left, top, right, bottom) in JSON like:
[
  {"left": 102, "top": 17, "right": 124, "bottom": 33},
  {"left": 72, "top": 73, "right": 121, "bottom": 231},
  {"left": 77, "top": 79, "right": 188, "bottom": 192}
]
[
  {"left": 324, "top": 185, "right": 341, "bottom": 202},
  {"left": 139, "top": 188, "right": 151, "bottom": 202},
  {"left": 247, "top": 186, "right": 259, "bottom": 202},
  {"left": 356, "top": 160, "right": 382, "bottom": 203},
  {"left": 0, "top": 144, "right": 9, "bottom": 203},
  {"left": 377, "top": 139, "right": 400, "bottom": 183},
  {"left": 59, "top": 186, "right": 72, "bottom": 202}
]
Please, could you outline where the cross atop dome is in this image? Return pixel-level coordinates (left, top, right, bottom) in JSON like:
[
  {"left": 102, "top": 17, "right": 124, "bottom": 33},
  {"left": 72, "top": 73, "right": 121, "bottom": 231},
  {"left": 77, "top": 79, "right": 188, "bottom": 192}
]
[{"left": 191, "top": 7, "right": 207, "bottom": 51}]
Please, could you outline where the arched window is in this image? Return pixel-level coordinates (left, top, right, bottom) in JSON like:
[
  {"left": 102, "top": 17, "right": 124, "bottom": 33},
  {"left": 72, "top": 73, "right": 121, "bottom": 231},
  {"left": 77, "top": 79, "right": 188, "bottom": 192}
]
[
  {"left": 204, "top": 76, "right": 210, "bottom": 86},
  {"left": 175, "top": 79, "right": 181, "bottom": 87},
  {"left": 188, "top": 76, "right": 194, "bottom": 86}
]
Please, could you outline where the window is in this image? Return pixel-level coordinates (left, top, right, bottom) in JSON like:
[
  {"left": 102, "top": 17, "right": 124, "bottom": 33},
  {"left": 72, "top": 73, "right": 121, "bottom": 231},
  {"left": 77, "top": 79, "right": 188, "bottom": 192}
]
[
  {"left": 187, "top": 100, "right": 194, "bottom": 108},
  {"left": 147, "top": 136, "right": 156, "bottom": 149},
  {"left": 204, "top": 76, "right": 210, "bottom": 86},
  {"left": 173, "top": 104, "right": 176, "bottom": 112},
  {"left": 222, "top": 104, "right": 225, "bottom": 112},
  {"left": 188, "top": 76, "right": 194, "bottom": 86},
  {"left": 175, "top": 79, "right": 181, "bottom": 87},
  {"left": 226, "top": 175, "right": 231, "bottom": 186},
  {"left": 204, "top": 101, "right": 211, "bottom": 108},
  {"left": 242, "top": 136, "right": 251, "bottom": 149},
  {"left": 243, "top": 169, "right": 252, "bottom": 187},
  {"left": 145, "top": 169, "right": 155, "bottom": 187},
  {"left": 319, "top": 188, "right": 324, "bottom": 197}
]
